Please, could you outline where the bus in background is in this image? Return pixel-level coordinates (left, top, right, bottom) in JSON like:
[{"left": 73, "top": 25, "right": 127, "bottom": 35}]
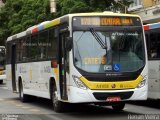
[
  {"left": 144, "top": 22, "right": 160, "bottom": 99},
  {"left": 6, "top": 12, "right": 148, "bottom": 112},
  {"left": 0, "top": 46, "right": 6, "bottom": 84}
]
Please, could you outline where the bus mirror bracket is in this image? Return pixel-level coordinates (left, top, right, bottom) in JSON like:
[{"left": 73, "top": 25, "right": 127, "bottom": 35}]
[{"left": 66, "top": 37, "right": 73, "bottom": 51}]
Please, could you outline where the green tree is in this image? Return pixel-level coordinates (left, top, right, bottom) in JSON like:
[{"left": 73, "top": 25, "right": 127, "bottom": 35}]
[
  {"left": 56, "top": 0, "right": 133, "bottom": 16},
  {"left": 0, "top": 0, "right": 133, "bottom": 45},
  {"left": 0, "top": 0, "right": 53, "bottom": 45}
]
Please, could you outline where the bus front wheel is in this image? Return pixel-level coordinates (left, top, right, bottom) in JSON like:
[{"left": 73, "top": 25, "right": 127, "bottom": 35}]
[
  {"left": 51, "top": 83, "right": 64, "bottom": 112},
  {"left": 112, "top": 102, "right": 125, "bottom": 111}
]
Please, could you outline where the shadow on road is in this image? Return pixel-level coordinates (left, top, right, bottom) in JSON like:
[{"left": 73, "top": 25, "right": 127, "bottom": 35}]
[
  {"left": 23, "top": 97, "right": 141, "bottom": 116},
  {"left": 128, "top": 99, "right": 160, "bottom": 109}
]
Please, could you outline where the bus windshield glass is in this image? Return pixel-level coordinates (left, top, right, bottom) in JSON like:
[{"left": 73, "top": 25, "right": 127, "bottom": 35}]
[
  {"left": 73, "top": 17, "right": 145, "bottom": 73},
  {"left": 0, "top": 47, "right": 5, "bottom": 70}
]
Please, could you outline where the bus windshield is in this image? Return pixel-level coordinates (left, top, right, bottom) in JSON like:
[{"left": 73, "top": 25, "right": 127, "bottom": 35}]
[
  {"left": 73, "top": 27, "right": 145, "bottom": 73},
  {"left": 0, "top": 47, "right": 5, "bottom": 70}
]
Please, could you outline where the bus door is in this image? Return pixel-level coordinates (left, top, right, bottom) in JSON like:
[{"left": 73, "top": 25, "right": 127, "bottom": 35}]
[
  {"left": 11, "top": 44, "right": 17, "bottom": 92},
  {"left": 59, "top": 30, "right": 69, "bottom": 100}
]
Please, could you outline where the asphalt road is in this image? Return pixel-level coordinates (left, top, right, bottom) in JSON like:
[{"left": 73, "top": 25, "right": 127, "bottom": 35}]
[{"left": 0, "top": 83, "right": 160, "bottom": 120}]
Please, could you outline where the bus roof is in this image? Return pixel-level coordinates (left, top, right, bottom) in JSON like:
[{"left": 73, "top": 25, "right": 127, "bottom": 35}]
[
  {"left": 144, "top": 22, "right": 160, "bottom": 31},
  {"left": 6, "top": 12, "right": 141, "bottom": 42},
  {"left": 0, "top": 46, "right": 5, "bottom": 49}
]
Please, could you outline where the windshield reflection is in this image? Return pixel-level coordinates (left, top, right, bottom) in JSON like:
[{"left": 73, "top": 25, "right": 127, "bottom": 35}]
[{"left": 73, "top": 29, "right": 145, "bottom": 73}]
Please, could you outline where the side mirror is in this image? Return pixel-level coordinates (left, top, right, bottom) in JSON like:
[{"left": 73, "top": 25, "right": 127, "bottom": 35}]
[{"left": 66, "top": 37, "right": 73, "bottom": 51}]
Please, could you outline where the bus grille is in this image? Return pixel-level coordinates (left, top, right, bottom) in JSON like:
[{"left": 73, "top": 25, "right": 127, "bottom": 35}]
[{"left": 93, "top": 91, "right": 134, "bottom": 100}]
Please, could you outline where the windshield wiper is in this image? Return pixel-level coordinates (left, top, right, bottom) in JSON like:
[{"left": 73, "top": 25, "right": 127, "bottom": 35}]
[{"left": 90, "top": 28, "right": 107, "bottom": 49}]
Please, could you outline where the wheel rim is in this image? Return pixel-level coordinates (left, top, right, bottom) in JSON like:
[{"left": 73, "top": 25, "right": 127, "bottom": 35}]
[
  {"left": 52, "top": 87, "right": 58, "bottom": 108},
  {"left": 20, "top": 83, "right": 23, "bottom": 98}
]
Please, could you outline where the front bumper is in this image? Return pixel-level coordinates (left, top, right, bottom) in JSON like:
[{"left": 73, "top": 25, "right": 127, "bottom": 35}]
[
  {"left": 0, "top": 75, "right": 6, "bottom": 81},
  {"left": 67, "top": 85, "right": 147, "bottom": 103}
]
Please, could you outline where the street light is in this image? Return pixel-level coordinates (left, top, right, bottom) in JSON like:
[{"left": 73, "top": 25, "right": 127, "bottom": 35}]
[
  {"left": 50, "top": 0, "right": 56, "bottom": 13},
  {"left": 114, "top": 0, "right": 127, "bottom": 14}
]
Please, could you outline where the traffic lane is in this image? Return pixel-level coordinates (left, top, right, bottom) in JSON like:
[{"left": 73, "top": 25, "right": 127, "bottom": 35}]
[
  {"left": 0, "top": 87, "right": 160, "bottom": 120},
  {"left": 1, "top": 96, "right": 159, "bottom": 120},
  {"left": 0, "top": 87, "right": 143, "bottom": 120},
  {"left": 0, "top": 103, "right": 141, "bottom": 120},
  {"left": 2, "top": 103, "right": 158, "bottom": 120}
]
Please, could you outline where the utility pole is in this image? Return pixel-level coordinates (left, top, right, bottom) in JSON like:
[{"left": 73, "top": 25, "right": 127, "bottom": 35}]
[
  {"left": 114, "top": 0, "right": 127, "bottom": 14},
  {"left": 50, "top": 0, "right": 56, "bottom": 13}
]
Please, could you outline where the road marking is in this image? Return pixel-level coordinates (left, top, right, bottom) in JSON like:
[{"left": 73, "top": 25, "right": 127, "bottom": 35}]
[
  {"left": 6, "top": 100, "right": 16, "bottom": 103},
  {"left": 16, "top": 104, "right": 24, "bottom": 107},
  {"left": 29, "top": 109, "right": 40, "bottom": 112},
  {"left": 46, "top": 114, "right": 64, "bottom": 120},
  {"left": 21, "top": 106, "right": 31, "bottom": 109},
  {"left": 0, "top": 86, "right": 9, "bottom": 90}
]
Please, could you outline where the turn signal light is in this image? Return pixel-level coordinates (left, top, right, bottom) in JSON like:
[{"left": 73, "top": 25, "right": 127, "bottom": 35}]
[{"left": 51, "top": 60, "right": 58, "bottom": 68}]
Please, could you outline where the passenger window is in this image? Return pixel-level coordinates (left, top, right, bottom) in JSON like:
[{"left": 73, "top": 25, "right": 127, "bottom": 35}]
[
  {"left": 38, "top": 31, "right": 48, "bottom": 60},
  {"left": 30, "top": 34, "right": 39, "bottom": 60},
  {"left": 48, "top": 28, "right": 58, "bottom": 58}
]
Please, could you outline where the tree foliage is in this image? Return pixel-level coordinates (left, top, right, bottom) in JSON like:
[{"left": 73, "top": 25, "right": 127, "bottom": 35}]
[
  {"left": 0, "top": 0, "right": 133, "bottom": 45},
  {"left": 56, "top": 0, "right": 133, "bottom": 16},
  {"left": 0, "top": 0, "right": 53, "bottom": 45}
]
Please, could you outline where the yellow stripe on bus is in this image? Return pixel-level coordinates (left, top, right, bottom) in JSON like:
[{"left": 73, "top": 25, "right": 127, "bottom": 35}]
[
  {"left": 44, "top": 19, "right": 60, "bottom": 29},
  {"left": 29, "top": 69, "right": 32, "bottom": 80},
  {"left": 80, "top": 75, "right": 143, "bottom": 90},
  {"left": 53, "top": 68, "right": 59, "bottom": 81}
]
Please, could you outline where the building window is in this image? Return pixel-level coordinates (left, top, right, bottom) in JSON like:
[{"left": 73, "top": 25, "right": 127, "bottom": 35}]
[{"left": 128, "top": 0, "right": 142, "bottom": 11}]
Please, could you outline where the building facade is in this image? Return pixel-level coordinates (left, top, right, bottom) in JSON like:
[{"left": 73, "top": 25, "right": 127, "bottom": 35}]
[{"left": 128, "top": 0, "right": 160, "bottom": 24}]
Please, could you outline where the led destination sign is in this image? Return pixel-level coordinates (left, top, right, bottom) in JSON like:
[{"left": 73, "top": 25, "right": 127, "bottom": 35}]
[
  {"left": 81, "top": 17, "right": 133, "bottom": 26},
  {"left": 73, "top": 16, "right": 141, "bottom": 27}
]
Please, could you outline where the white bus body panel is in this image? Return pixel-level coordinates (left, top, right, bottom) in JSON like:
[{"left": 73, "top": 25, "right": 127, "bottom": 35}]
[
  {"left": 6, "top": 61, "right": 60, "bottom": 99},
  {"left": 148, "top": 60, "right": 160, "bottom": 99},
  {"left": 67, "top": 86, "right": 148, "bottom": 103}
]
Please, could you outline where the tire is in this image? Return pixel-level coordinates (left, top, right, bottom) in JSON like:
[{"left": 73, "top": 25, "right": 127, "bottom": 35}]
[
  {"left": 51, "top": 83, "right": 65, "bottom": 112},
  {"left": 0, "top": 80, "right": 3, "bottom": 84},
  {"left": 112, "top": 102, "right": 125, "bottom": 111},
  {"left": 19, "top": 81, "right": 29, "bottom": 102}
]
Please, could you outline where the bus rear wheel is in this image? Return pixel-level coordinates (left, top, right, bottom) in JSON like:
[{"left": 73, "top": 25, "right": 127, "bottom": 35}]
[
  {"left": 51, "top": 83, "right": 65, "bottom": 112},
  {"left": 19, "top": 81, "right": 29, "bottom": 102},
  {"left": 0, "top": 80, "right": 3, "bottom": 84},
  {"left": 112, "top": 102, "right": 125, "bottom": 111}
]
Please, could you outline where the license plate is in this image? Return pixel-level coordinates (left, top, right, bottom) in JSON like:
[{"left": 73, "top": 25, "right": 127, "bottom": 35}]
[{"left": 106, "top": 97, "right": 121, "bottom": 102}]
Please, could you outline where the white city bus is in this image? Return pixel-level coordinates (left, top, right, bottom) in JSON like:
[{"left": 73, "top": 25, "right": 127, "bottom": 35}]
[
  {"left": 144, "top": 22, "right": 160, "bottom": 99},
  {"left": 0, "top": 46, "right": 6, "bottom": 84},
  {"left": 6, "top": 12, "right": 148, "bottom": 112}
]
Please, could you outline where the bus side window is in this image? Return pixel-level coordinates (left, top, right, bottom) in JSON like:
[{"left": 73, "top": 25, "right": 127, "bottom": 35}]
[
  {"left": 48, "top": 28, "right": 58, "bottom": 58},
  {"left": 23, "top": 37, "right": 30, "bottom": 62},
  {"left": 30, "top": 34, "right": 39, "bottom": 60},
  {"left": 16, "top": 40, "right": 22, "bottom": 62},
  {"left": 145, "top": 33, "right": 151, "bottom": 59},
  {"left": 150, "top": 32, "right": 158, "bottom": 59},
  {"left": 156, "top": 33, "right": 160, "bottom": 58},
  {"left": 38, "top": 31, "right": 48, "bottom": 60},
  {"left": 6, "top": 43, "right": 11, "bottom": 64}
]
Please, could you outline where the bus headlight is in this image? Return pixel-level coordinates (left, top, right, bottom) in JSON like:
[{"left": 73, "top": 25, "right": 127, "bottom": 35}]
[
  {"left": 72, "top": 75, "right": 88, "bottom": 90},
  {"left": 137, "top": 76, "right": 147, "bottom": 88}
]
